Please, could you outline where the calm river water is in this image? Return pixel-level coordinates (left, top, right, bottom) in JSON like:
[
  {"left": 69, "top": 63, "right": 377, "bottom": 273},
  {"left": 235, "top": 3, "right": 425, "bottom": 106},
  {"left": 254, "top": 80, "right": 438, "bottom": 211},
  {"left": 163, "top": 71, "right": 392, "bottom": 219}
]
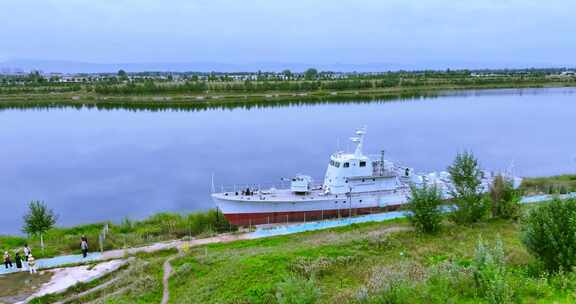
[{"left": 1, "top": 88, "right": 575, "bottom": 234}]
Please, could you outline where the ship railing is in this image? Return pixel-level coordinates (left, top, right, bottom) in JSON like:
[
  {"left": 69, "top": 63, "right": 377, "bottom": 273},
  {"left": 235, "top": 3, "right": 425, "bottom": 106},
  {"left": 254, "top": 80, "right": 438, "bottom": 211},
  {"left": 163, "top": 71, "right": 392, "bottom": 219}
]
[{"left": 215, "top": 179, "right": 324, "bottom": 194}]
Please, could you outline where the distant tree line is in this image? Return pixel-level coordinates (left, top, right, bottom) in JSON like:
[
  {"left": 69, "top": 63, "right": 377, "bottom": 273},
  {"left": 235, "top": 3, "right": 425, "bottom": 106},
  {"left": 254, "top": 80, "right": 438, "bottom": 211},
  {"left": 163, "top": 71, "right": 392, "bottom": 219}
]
[{"left": 1, "top": 68, "right": 574, "bottom": 95}]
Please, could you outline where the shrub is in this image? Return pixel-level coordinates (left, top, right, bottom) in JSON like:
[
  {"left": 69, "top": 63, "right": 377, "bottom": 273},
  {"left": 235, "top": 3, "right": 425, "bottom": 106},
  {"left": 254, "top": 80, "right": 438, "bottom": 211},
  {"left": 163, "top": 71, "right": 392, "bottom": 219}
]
[
  {"left": 448, "top": 152, "right": 488, "bottom": 224},
  {"left": 521, "top": 198, "right": 576, "bottom": 273},
  {"left": 118, "top": 217, "right": 134, "bottom": 234},
  {"left": 406, "top": 183, "right": 443, "bottom": 233},
  {"left": 489, "top": 175, "right": 521, "bottom": 220},
  {"left": 275, "top": 275, "right": 320, "bottom": 304},
  {"left": 472, "top": 236, "right": 513, "bottom": 303}
]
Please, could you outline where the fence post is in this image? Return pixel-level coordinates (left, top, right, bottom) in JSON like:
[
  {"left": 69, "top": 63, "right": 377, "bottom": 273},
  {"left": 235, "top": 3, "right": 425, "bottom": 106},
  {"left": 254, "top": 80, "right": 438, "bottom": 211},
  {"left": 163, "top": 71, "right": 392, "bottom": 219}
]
[{"left": 99, "top": 233, "right": 104, "bottom": 253}]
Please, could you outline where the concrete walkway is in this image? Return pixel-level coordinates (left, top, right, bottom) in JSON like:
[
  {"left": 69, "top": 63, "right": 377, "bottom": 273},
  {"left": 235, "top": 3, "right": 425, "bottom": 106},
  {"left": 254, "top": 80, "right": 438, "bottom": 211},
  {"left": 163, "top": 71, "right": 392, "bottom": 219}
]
[
  {"left": 0, "top": 253, "right": 102, "bottom": 276},
  {"left": 18, "top": 259, "right": 128, "bottom": 303}
]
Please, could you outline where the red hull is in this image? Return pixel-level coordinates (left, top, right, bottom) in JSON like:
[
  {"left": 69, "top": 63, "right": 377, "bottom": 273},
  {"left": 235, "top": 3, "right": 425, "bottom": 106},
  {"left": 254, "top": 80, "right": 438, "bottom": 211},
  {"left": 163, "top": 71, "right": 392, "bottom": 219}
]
[{"left": 223, "top": 205, "right": 403, "bottom": 226}]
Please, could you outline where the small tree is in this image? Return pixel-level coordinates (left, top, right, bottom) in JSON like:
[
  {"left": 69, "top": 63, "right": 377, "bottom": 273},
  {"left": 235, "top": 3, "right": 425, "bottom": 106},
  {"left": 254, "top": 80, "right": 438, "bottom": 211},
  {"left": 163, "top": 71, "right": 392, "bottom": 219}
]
[
  {"left": 406, "top": 183, "right": 443, "bottom": 233},
  {"left": 304, "top": 68, "right": 318, "bottom": 80},
  {"left": 282, "top": 69, "right": 292, "bottom": 79},
  {"left": 448, "top": 151, "right": 487, "bottom": 223},
  {"left": 22, "top": 200, "right": 57, "bottom": 254},
  {"left": 521, "top": 198, "right": 576, "bottom": 273},
  {"left": 117, "top": 69, "right": 128, "bottom": 81},
  {"left": 473, "top": 236, "right": 512, "bottom": 303},
  {"left": 489, "top": 175, "right": 521, "bottom": 219}
]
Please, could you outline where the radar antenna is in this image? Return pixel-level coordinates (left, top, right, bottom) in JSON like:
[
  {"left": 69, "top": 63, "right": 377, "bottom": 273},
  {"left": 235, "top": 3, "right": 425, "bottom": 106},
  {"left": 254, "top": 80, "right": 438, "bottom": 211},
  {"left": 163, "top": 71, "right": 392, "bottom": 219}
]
[{"left": 350, "top": 126, "right": 367, "bottom": 157}]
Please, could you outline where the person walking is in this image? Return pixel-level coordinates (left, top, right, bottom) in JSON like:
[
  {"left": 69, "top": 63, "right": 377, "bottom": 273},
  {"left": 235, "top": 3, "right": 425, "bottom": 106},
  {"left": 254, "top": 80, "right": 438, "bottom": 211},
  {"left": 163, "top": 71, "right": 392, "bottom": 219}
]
[
  {"left": 4, "top": 251, "right": 13, "bottom": 269},
  {"left": 81, "top": 238, "right": 89, "bottom": 258},
  {"left": 15, "top": 252, "right": 23, "bottom": 271},
  {"left": 28, "top": 255, "right": 37, "bottom": 274},
  {"left": 23, "top": 244, "right": 31, "bottom": 262}
]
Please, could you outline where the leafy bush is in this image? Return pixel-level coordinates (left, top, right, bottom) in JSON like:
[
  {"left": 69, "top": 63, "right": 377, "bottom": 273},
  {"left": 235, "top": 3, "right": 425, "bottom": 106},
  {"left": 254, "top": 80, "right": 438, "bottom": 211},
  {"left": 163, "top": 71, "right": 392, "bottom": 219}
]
[
  {"left": 406, "top": 183, "right": 443, "bottom": 233},
  {"left": 0, "top": 235, "right": 27, "bottom": 252},
  {"left": 448, "top": 152, "right": 488, "bottom": 224},
  {"left": 489, "top": 175, "right": 521, "bottom": 220},
  {"left": 521, "top": 198, "right": 576, "bottom": 273},
  {"left": 472, "top": 236, "right": 513, "bottom": 303},
  {"left": 275, "top": 275, "right": 320, "bottom": 304}
]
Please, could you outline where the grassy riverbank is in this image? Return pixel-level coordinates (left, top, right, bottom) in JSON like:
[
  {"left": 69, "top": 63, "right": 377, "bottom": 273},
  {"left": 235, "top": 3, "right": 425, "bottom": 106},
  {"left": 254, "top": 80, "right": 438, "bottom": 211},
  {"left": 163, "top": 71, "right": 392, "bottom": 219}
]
[
  {"left": 1, "top": 175, "right": 571, "bottom": 259},
  {"left": 28, "top": 205, "right": 576, "bottom": 304},
  {"left": 0, "top": 209, "right": 234, "bottom": 259},
  {"left": 1, "top": 76, "right": 575, "bottom": 110}
]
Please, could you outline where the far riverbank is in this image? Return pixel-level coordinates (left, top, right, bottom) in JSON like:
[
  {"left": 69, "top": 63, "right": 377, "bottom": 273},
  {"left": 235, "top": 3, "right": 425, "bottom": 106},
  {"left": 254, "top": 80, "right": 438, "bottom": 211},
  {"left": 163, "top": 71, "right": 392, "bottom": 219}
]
[{"left": 1, "top": 82, "right": 575, "bottom": 111}]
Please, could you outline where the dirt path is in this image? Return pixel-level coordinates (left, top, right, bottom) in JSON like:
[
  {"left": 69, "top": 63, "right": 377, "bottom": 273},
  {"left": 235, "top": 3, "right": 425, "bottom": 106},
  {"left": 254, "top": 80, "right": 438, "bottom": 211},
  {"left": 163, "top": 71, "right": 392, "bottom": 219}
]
[
  {"left": 101, "top": 233, "right": 250, "bottom": 261},
  {"left": 18, "top": 259, "right": 128, "bottom": 304},
  {"left": 161, "top": 249, "right": 185, "bottom": 304}
]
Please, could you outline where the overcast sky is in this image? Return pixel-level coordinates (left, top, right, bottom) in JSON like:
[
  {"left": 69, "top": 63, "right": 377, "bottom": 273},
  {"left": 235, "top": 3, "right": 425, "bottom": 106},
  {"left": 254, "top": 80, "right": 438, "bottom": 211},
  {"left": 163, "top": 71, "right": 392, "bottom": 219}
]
[{"left": 1, "top": 0, "right": 575, "bottom": 68}]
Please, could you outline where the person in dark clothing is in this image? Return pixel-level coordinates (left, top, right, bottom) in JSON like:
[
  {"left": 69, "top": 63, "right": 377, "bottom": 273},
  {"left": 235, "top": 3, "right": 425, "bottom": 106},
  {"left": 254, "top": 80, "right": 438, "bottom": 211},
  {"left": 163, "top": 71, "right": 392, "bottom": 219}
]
[
  {"left": 3, "top": 251, "right": 13, "bottom": 268},
  {"left": 81, "top": 239, "right": 89, "bottom": 258},
  {"left": 15, "top": 252, "right": 22, "bottom": 270}
]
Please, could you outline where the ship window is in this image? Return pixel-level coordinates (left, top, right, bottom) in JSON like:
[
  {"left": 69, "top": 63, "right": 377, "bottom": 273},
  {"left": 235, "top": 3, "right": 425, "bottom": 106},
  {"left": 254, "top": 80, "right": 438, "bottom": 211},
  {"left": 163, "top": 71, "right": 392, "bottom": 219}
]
[
  {"left": 343, "top": 162, "right": 350, "bottom": 168},
  {"left": 359, "top": 199, "right": 363, "bottom": 203},
  {"left": 335, "top": 162, "right": 341, "bottom": 168},
  {"left": 359, "top": 161, "right": 366, "bottom": 167}
]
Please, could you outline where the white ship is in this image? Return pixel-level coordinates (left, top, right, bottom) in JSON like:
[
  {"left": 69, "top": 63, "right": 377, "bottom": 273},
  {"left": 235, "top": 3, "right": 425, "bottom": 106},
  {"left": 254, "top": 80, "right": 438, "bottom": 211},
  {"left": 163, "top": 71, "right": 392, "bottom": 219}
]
[{"left": 212, "top": 128, "right": 520, "bottom": 226}]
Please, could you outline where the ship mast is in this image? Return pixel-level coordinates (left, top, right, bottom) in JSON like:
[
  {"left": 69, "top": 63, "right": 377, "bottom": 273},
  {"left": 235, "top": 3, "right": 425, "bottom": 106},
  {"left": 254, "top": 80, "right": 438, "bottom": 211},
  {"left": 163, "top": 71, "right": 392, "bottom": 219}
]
[{"left": 380, "top": 150, "right": 385, "bottom": 176}]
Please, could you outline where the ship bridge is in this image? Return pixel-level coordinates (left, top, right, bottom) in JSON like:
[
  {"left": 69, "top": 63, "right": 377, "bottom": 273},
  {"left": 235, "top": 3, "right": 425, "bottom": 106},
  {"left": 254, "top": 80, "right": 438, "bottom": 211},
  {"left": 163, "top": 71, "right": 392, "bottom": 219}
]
[{"left": 323, "top": 128, "right": 399, "bottom": 194}]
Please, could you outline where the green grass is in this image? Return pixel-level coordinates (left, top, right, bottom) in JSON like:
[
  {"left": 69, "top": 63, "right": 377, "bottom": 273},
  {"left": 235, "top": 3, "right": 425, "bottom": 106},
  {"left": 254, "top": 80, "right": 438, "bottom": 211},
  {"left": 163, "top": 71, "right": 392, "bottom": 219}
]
[
  {"left": 15, "top": 202, "right": 576, "bottom": 303},
  {"left": 521, "top": 175, "right": 576, "bottom": 195},
  {"left": 160, "top": 213, "right": 576, "bottom": 303}
]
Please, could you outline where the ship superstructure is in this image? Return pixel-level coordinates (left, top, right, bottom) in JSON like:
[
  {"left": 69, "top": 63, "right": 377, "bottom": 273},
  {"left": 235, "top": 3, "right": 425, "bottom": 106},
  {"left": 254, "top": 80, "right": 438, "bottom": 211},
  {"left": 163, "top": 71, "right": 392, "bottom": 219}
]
[{"left": 212, "top": 128, "right": 519, "bottom": 226}]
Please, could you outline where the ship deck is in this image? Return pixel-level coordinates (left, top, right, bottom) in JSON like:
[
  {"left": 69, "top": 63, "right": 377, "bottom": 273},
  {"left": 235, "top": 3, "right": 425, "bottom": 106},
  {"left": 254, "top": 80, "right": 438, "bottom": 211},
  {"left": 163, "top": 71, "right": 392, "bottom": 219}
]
[{"left": 211, "top": 187, "right": 408, "bottom": 203}]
